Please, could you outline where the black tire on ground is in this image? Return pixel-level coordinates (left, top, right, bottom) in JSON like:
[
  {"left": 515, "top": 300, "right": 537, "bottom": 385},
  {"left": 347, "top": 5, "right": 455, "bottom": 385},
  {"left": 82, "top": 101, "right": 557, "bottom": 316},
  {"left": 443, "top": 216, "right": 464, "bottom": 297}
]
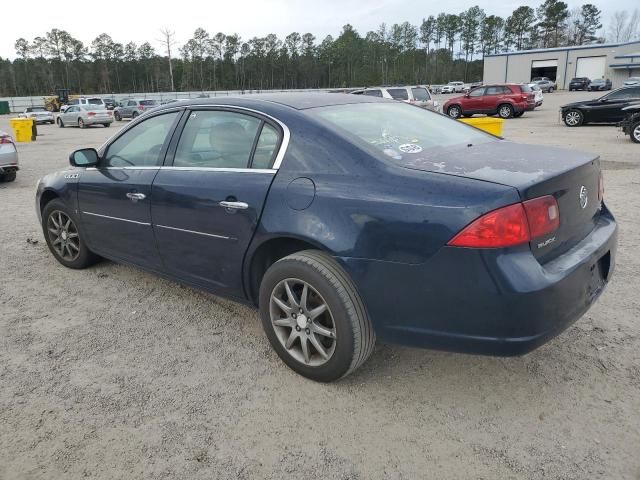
[
  {"left": 447, "top": 105, "right": 462, "bottom": 119},
  {"left": 78, "top": 119, "right": 86, "bottom": 129},
  {"left": 1, "top": 171, "right": 17, "bottom": 182},
  {"left": 114, "top": 111, "right": 121, "bottom": 121},
  {"left": 57, "top": 118, "right": 64, "bottom": 128},
  {"left": 41, "top": 199, "right": 100, "bottom": 269},
  {"left": 631, "top": 121, "right": 640, "bottom": 144},
  {"left": 549, "top": 87, "right": 554, "bottom": 93},
  {"left": 513, "top": 111, "right": 524, "bottom": 118},
  {"left": 463, "top": 114, "right": 473, "bottom": 118},
  {"left": 259, "top": 250, "right": 375, "bottom": 382},
  {"left": 132, "top": 112, "right": 139, "bottom": 119},
  {"left": 497, "top": 103, "right": 514, "bottom": 119},
  {"left": 103, "top": 123, "right": 110, "bottom": 127},
  {"left": 563, "top": 109, "right": 584, "bottom": 127},
  {"left": 49, "top": 120, "right": 55, "bottom": 124}
]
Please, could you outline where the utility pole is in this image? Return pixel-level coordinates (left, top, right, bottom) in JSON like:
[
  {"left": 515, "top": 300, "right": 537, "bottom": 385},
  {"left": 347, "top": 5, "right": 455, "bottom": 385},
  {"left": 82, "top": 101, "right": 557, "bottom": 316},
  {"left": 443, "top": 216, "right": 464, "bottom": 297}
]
[{"left": 158, "top": 27, "right": 176, "bottom": 91}]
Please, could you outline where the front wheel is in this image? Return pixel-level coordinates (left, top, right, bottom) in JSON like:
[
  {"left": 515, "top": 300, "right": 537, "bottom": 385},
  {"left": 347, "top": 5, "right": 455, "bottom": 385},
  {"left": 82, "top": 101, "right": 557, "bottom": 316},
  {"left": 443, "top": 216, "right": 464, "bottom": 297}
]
[
  {"left": 114, "top": 111, "right": 121, "bottom": 121},
  {"left": 259, "top": 250, "right": 375, "bottom": 382},
  {"left": 447, "top": 105, "right": 462, "bottom": 119},
  {"left": 42, "top": 199, "right": 99, "bottom": 269},
  {"left": 548, "top": 87, "right": 554, "bottom": 93},
  {"left": 498, "top": 103, "right": 514, "bottom": 119},
  {"left": 631, "top": 121, "right": 640, "bottom": 144},
  {"left": 57, "top": 118, "right": 64, "bottom": 128},
  {"left": 563, "top": 109, "right": 584, "bottom": 127},
  {"left": 103, "top": 123, "right": 110, "bottom": 128}
]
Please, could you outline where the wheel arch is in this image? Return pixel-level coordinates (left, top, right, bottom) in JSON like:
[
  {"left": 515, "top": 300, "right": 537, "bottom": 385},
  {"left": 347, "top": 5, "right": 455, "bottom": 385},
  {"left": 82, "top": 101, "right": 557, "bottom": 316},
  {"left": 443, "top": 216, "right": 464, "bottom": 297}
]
[
  {"left": 244, "top": 235, "right": 332, "bottom": 306},
  {"left": 39, "top": 189, "right": 60, "bottom": 214}
]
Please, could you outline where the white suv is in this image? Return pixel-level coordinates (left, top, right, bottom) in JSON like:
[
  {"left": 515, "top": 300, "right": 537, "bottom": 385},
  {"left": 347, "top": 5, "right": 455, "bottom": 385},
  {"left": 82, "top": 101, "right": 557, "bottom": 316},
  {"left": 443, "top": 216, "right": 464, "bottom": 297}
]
[
  {"left": 351, "top": 86, "right": 440, "bottom": 112},
  {"left": 441, "top": 81, "right": 465, "bottom": 94},
  {"left": 60, "top": 97, "right": 106, "bottom": 113}
]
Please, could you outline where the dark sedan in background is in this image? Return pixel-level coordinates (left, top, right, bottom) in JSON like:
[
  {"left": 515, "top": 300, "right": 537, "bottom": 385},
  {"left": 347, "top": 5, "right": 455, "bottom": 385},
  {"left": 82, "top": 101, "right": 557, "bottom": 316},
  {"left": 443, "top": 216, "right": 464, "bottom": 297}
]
[
  {"left": 621, "top": 104, "right": 640, "bottom": 143},
  {"left": 569, "top": 77, "right": 591, "bottom": 91},
  {"left": 562, "top": 85, "right": 640, "bottom": 126},
  {"left": 35, "top": 93, "right": 617, "bottom": 381},
  {"left": 588, "top": 78, "right": 612, "bottom": 91}
]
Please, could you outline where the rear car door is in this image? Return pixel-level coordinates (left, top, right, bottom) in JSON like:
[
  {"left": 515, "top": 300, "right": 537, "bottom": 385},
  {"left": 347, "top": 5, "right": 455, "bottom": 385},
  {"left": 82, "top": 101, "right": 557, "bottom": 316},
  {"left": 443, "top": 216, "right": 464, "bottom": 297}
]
[
  {"left": 77, "top": 110, "right": 182, "bottom": 268},
  {"left": 150, "top": 108, "right": 285, "bottom": 298},
  {"left": 386, "top": 88, "right": 410, "bottom": 103},
  {"left": 482, "top": 86, "right": 504, "bottom": 113}
]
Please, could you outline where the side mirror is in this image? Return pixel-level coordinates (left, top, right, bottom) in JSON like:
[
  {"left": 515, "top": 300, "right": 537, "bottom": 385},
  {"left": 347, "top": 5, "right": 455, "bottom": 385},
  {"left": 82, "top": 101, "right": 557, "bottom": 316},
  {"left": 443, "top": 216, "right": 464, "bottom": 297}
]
[
  {"left": 464, "top": 92, "right": 470, "bottom": 98},
  {"left": 69, "top": 148, "right": 99, "bottom": 167}
]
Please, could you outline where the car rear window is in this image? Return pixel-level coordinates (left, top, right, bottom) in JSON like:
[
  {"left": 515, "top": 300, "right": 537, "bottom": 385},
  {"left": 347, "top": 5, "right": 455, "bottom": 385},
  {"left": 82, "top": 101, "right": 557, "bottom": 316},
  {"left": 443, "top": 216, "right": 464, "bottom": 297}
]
[
  {"left": 387, "top": 88, "right": 409, "bottom": 101},
  {"left": 309, "top": 102, "right": 495, "bottom": 162},
  {"left": 519, "top": 84, "right": 532, "bottom": 92},
  {"left": 88, "top": 98, "right": 103, "bottom": 104},
  {"left": 140, "top": 100, "right": 158, "bottom": 106},
  {"left": 411, "top": 87, "right": 431, "bottom": 101}
]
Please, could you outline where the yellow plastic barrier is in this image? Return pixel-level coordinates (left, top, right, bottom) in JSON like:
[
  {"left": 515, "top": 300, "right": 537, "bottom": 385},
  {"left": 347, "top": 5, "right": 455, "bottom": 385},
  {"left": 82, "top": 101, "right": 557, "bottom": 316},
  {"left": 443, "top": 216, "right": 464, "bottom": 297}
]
[
  {"left": 9, "top": 118, "right": 34, "bottom": 143},
  {"left": 459, "top": 117, "right": 504, "bottom": 137}
]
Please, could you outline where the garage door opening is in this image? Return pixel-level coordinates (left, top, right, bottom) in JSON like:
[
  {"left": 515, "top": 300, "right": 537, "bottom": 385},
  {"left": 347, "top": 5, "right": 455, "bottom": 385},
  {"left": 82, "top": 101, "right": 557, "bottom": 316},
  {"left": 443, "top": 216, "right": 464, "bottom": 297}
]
[{"left": 531, "top": 59, "right": 558, "bottom": 81}]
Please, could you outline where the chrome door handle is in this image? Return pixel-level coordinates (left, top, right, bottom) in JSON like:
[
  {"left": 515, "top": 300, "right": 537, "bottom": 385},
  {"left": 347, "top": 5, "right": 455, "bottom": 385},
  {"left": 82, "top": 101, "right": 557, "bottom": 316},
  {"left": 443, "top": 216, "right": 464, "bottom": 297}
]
[
  {"left": 126, "top": 192, "right": 146, "bottom": 202},
  {"left": 219, "top": 201, "right": 248, "bottom": 210}
]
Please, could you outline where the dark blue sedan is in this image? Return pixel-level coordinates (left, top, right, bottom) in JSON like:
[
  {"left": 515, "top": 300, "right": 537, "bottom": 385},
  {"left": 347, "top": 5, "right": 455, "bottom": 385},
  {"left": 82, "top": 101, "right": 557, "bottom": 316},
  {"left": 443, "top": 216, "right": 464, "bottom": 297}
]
[{"left": 36, "top": 93, "right": 617, "bottom": 382}]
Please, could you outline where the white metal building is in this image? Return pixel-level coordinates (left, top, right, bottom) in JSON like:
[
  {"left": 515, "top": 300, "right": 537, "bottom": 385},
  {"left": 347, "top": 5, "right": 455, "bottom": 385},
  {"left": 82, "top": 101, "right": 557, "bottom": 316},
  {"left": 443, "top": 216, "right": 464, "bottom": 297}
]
[{"left": 484, "top": 40, "right": 640, "bottom": 89}]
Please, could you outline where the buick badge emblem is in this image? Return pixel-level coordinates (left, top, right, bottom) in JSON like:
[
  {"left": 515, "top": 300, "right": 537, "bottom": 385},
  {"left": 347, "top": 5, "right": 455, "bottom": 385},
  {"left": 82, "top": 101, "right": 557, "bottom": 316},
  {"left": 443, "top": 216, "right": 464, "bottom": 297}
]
[{"left": 579, "top": 185, "right": 588, "bottom": 209}]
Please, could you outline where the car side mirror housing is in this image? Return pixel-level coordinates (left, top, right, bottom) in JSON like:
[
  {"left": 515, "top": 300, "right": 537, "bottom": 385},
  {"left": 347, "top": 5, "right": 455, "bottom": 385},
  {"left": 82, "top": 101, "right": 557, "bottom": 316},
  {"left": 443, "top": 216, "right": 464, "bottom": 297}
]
[
  {"left": 69, "top": 148, "right": 99, "bottom": 167},
  {"left": 464, "top": 93, "right": 470, "bottom": 98}
]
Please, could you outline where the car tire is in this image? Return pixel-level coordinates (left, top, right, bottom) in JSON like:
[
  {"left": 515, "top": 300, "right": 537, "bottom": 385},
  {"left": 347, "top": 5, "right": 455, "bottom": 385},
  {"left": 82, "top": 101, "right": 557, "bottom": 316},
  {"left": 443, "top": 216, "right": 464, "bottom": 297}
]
[
  {"left": 447, "top": 105, "right": 462, "bottom": 119},
  {"left": 549, "top": 87, "right": 554, "bottom": 93},
  {"left": 563, "top": 109, "right": 584, "bottom": 127},
  {"left": 103, "top": 123, "right": 110, "bottom": 128},
  {"left": 42, "top": 199, "right": 99, "bottom": 269},
  {"left": 132, "top": 112, "right": 139, "bottom": 119},
  {"left": 1, "top": 171, "right": 17, "bottom": 182},
  {"left": 57, "top": 118, "right": 64, "bottom": 128},
  {"left": 114, "top": 111, "right": 121, "bottom": 121},
  {"left": 78, "top": 118, "right": 86, "bottom": 129},
  {"left": 513, "top": 111, "right": 524, "bottom": 118},
  {"left": 259, "top": 250, "right": 375, "bottom": 382},
  {"left": 631, "top": 121, "right": 640, "bottom": 144},
  {"left": 498, "top": 103, "right": 514, "bottom": 119}
]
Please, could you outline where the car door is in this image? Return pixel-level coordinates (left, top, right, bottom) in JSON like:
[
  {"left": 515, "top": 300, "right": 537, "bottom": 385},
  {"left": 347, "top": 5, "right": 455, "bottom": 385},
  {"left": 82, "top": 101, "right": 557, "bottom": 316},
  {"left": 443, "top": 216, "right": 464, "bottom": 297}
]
[
  {"left": 464, "top": 87, "right": 486, "bottom": 113},
  {"left": 591, "top": 88, "right": 640, "bottom": 122},
  {"left": 150, "top": 108, "right": 285, "bottom": 298},
  {"left": 62, "top": 106, "right": 79, "bottom": 125},
  {"left": 77, "top": 110, "right": 182, "bottom": 268}
]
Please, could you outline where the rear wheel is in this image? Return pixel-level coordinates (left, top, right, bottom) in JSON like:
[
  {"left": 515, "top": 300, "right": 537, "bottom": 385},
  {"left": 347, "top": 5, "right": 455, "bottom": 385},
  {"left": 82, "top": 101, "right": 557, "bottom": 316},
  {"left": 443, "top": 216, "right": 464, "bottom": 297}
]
[
  {"left": 631, "top": 121, "right": 640, "bottom": 144},
  {"left": 103, "top": 123, "right": 110, "bottom": 128},
  {"left": 447, "top": 105, "right": 462, "bottom": 119},
  {"left": 1, "top": 171, "right": 16, "bottom": 182},
  {"left": 78, "top": 118, "right": 86, "bottom": 129},
  {"left": 259, "top": 250, "right": 375, "bottom": 382},
  {"left": 563, "top": 109, "right": 584, "bottom": 127},
  {"left": 42, "top": 199, "right": 99, "bottom": 269},
  {"left": 498, "top": 103, "right": 514, "bottom": 119}
]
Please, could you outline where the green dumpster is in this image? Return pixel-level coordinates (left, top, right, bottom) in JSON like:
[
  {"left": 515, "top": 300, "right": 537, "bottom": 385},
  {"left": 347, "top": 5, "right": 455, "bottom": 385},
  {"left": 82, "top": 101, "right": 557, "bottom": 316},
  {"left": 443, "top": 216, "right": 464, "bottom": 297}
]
[{"left": 0, "top": 101, "right": 10, "bottom": 115}]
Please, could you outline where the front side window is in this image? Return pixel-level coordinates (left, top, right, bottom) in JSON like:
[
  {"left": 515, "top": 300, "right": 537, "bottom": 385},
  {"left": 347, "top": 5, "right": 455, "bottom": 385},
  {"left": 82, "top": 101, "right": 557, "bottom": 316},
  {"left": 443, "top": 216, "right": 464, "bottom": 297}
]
[
  {"left": 387, "top": 88, "right": 409, "bottom": 100},
  {"left": 104, "top": 112, "right": 179, "bottom": 167},
  {"left": 174, "top": 110, "right": 262, "bottom": 169},
  {"left": 411, "top": 87, "right": 431, "bottom": 101},
  {"left": 468, "top": 87, "right": 485, "bottom": 97}
]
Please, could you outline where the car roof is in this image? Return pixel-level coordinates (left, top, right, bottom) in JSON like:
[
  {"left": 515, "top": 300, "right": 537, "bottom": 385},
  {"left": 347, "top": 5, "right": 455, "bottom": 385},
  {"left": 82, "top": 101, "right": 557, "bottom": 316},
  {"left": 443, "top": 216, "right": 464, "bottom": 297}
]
[{"left": 155, "top": 92, "right": 387, "bottom": 111}]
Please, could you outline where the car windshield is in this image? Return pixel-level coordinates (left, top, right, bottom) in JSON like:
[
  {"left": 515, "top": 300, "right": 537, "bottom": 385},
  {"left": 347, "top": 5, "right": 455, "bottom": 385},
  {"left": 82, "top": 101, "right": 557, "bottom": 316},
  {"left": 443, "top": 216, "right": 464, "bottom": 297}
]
[
  {"left": 411, "top": 87, "right": 430, "bottom": 101},
  {"left": 309, "top": 102, "right": 495, "bottom": 162},
  {"left": 140, "top": 100, "right": 158, "bottom": 106}
]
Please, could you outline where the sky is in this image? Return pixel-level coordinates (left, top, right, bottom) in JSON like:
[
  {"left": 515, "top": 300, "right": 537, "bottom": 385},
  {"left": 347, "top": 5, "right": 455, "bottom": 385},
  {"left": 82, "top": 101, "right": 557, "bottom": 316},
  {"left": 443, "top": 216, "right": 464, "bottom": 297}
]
[{"left": 1, "top": 0, "right": 636, "bottom": 59}]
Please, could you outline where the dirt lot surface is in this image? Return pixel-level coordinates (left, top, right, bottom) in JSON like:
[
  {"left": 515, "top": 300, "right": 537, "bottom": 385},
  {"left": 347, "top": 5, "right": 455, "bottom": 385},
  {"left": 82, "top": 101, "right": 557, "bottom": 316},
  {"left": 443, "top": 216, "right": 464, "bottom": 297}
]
[{"left": 1, "top": 92, "right": 639, "bottom": 480}]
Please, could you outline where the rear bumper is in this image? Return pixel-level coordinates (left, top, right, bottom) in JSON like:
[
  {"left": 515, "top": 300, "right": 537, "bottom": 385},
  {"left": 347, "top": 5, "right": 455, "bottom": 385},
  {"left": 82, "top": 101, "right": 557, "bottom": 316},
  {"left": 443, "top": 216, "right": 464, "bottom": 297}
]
[
  {"left": 86, "top": 117, "right": 114, "bottom": 125},
  {"left": 340, "top": 207, "right": 617, "bottom": 356}
]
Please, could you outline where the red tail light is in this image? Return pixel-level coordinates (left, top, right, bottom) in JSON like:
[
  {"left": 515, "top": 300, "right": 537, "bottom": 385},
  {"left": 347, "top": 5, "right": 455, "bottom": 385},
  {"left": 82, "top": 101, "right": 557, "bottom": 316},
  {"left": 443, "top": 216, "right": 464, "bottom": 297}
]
[
  {"left": 138, "top": 105, "right": 144, "bottom": 110},
  {"left": 87, "top": 112, "right": 96, "bottom": 117},
  {"left": 0, "top": 135, "right": 13, "bottom": 144},
  {"left": 598, "top": 172, "right": 604, "bottom": 203},
  {"left": 448, "top": 195, "right": 560, "bottom": 248}
]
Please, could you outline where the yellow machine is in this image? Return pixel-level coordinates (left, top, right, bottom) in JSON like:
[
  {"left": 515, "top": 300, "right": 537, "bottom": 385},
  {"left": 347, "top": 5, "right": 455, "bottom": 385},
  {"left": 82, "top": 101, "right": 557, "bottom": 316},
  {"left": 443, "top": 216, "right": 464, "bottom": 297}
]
[{"left": 43, "top": 88, "right": 71, "bottom": 112}]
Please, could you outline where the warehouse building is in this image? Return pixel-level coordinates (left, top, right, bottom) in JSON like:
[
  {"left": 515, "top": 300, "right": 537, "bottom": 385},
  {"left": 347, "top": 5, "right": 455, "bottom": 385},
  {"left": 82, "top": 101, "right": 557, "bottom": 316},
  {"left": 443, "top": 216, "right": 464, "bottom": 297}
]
[{"left": 484, "top": 40, "right": 640, "bottom": 89}]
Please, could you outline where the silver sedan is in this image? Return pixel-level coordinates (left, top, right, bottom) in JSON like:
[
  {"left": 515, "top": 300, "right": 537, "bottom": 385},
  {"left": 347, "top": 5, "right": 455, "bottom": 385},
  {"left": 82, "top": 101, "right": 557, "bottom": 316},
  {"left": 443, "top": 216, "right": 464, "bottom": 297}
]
[
  {"left": 56, "top": 105, "right": 114, "bottom": 129},
  {"left": 19, "top": 107, "right": 55, "bottom": 125},
  {"left": 0, "top": 130, "right": 19, "bottom": 182}
]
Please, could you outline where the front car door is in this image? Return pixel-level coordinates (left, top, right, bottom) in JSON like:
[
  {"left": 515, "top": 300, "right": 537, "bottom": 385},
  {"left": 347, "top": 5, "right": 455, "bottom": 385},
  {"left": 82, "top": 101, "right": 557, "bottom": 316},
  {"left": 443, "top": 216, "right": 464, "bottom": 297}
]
[
  {"left": 77, "top": 110, "right": 182, "bottom": 269},
  {"left": 150, "top": 108, "right": 285, "bottom": 298},
  {"left": 61, "top": 106, "right": 79, "bottom": 125},
  {"left": 464, "top": 87, "right": 486, "bottom": 113},
  {"left": 587, "top": 87, "right": 640, "bottom": 123}
]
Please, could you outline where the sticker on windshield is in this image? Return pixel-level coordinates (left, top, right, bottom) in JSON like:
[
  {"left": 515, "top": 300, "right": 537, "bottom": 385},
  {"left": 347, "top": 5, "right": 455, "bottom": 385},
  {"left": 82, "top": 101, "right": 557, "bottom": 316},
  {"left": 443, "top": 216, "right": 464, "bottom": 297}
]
[{"left": 398, "top": 143, "right": 423, "bottom": 154}]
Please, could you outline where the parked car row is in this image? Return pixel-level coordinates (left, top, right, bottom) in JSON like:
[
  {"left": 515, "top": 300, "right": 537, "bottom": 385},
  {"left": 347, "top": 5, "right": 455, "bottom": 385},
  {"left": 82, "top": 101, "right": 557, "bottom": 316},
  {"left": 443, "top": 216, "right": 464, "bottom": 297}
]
[
  {"left": 0, "top": 130, "right": 19, "bottom": 182},
  {"left": 350, "top": 86, "right": 439, "bottom": 111}
]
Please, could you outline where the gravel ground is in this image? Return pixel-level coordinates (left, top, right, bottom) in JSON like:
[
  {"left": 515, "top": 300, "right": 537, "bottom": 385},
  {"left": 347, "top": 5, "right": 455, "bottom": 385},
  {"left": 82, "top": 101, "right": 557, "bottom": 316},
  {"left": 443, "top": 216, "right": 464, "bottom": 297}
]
[{"left": 1, "top": 92, "right": 639, "bottom": 480}]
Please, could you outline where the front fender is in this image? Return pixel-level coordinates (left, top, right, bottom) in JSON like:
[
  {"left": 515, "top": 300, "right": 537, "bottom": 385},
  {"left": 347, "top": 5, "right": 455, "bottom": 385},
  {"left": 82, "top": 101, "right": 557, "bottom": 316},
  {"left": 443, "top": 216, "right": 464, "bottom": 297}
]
[{"left": 35, "top": 169, "right": 82, "bottom": 224}]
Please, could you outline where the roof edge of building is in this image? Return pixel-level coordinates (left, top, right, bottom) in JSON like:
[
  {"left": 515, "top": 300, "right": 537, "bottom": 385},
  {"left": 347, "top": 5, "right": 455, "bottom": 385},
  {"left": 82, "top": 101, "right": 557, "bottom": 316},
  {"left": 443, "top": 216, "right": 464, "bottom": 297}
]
[{"left": 486, "top": 39, "right": 640, "bottom": 58}]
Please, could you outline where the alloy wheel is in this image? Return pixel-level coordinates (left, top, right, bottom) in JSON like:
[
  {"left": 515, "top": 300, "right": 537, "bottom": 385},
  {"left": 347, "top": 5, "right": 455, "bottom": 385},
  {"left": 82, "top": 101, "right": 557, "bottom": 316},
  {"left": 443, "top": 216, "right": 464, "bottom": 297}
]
[
  {"left": 565, "top": 111, "right": 581, "bottom": 126},
  {"left": 47, "top": 210, "right": 80, "bottom": 261},
  {"left": 448, "top": 106, "right": 461, "bottom": 118},
  {"left": 499, "top": 105, "right": 512, "bottom": 118},
  {"left": 269, "top": 278, "right": 337, "bottom": 366},
  {"left": 633, "top": 124, "right": 640, "bottom": 143}
]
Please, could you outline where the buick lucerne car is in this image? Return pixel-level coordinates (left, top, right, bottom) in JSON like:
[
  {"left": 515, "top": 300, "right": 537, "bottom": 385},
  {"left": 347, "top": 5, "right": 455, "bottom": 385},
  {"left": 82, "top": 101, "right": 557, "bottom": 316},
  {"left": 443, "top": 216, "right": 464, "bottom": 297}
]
[
  {"left": 35, "top": 93, "right": 617, "bottom": 382},
  {"left": 561, "top": 86, "right": 640, "bottom": 126}
]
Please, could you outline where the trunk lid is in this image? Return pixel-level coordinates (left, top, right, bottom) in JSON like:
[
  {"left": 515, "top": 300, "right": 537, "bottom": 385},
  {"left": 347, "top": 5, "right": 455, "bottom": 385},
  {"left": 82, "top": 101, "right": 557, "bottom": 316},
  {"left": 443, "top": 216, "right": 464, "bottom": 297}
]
[{"left": 398, "top": 141, "right": 602, "bottom": 261}]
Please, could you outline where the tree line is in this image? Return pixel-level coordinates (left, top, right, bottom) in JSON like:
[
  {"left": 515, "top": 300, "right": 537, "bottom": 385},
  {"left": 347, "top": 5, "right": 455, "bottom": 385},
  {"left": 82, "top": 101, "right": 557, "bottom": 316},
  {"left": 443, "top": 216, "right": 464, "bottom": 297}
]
[{"left": 0, "top": 1, "right": 638, "bottom": 97}]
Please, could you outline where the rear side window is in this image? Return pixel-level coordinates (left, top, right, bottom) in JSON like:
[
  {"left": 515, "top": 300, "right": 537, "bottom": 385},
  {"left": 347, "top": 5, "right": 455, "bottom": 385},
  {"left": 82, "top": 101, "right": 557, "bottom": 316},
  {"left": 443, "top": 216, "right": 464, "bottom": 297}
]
[
  {"left": 363, "top": 89, "right": 383, "bottom": 97},
  {"left": 104, "top": 112, "right": 179, "bottom": 167},
  {"left": 607, "top": 88, "right": 640, "bottom": 100},
  {"left": 251, "top": 123, "right": 280, "bottom": 169},
  {"left": 411, "top": 87, "right": 430, "bottom": 101},
  {"left": 387, "top": 88, "right": 409, "bottom": 100},
  {"left": 485, "top": 86, "right": 505, "bottom": 95},
  {"left": 174, "top": 110, "right": 262, "bottom": 169}
]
